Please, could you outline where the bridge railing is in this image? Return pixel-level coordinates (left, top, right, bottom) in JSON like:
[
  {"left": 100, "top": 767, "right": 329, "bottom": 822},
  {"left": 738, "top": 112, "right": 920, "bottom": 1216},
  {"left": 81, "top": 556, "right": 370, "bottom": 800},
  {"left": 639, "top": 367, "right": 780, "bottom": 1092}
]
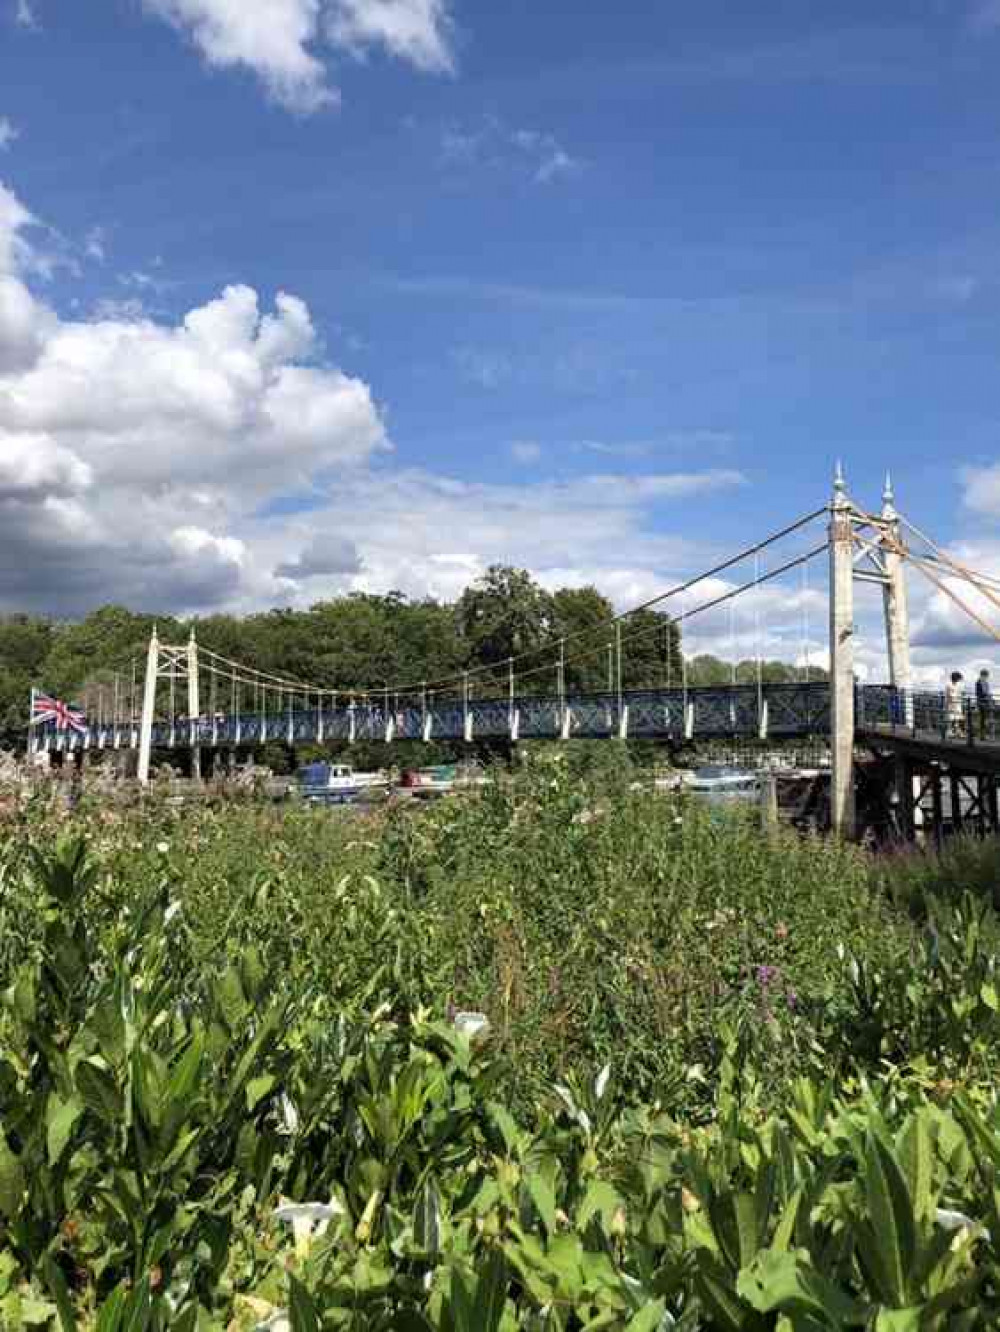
[
  {"left": 28, "top": 681, "right": 835, "bottom": 752},
  {"left": 857, "top": 685, "right": 998, "bottom": 747}
]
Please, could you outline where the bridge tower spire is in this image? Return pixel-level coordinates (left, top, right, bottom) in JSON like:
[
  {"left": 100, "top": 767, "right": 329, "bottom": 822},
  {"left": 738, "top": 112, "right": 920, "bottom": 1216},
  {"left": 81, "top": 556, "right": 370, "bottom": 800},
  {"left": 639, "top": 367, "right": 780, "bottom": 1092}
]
[
  {"left": 137, "top": 627, "right": 159, "bottom": 786},
  {"left": 187, "top": 628, "right": 201, "bottom": 783},
  {"left": 880, "top": 473, "right": 913, "bottom": 715},
  {"left": 829, "top": 462, "right": 856, "bottom": 838}
]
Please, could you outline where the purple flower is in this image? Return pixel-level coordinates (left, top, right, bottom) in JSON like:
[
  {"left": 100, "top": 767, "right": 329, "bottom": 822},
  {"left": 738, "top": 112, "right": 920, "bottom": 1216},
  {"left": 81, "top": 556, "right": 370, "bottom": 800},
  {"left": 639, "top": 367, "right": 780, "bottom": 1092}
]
[
  {"left": 756, "top": 964, "right": 778, "bottom": 988},
  {"left": 786, "top": 988, "right": 798, "bottom": 1011}
]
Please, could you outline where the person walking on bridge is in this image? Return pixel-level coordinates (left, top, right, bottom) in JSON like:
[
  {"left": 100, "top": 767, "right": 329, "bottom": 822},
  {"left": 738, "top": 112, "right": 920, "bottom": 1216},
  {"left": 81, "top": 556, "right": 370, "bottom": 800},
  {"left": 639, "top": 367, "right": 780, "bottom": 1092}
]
[
  {"left": 976, "top": 668, "right": 993, "bottom": 740},
  {"left": 946, "top": 671, "right": 966, "bottom": 738}
]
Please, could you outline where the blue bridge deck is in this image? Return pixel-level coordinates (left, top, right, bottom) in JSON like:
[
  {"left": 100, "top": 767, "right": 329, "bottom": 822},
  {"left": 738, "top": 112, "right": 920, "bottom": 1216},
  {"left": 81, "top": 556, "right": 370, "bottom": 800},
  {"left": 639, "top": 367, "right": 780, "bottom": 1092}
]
[{"left": 31, "top": 682, "right": 832, "bottom": 752}]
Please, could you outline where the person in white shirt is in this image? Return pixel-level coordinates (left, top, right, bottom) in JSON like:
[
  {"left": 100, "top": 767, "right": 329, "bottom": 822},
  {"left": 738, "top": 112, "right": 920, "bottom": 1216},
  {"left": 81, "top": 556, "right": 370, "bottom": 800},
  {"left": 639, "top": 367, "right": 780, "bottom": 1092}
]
[{"left": 946, "top": 671, "right": 966, "bottom": 736}]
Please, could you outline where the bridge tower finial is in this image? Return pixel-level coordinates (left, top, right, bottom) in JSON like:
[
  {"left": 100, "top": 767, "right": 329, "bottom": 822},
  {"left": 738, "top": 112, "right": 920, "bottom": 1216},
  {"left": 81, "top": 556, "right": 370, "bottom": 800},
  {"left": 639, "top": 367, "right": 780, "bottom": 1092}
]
[
  {"left": 833, "top": 460, "right": 847, "bottom": 501},
  {"left": 882, "top": 470, "right": 896, "bottom": 517}
]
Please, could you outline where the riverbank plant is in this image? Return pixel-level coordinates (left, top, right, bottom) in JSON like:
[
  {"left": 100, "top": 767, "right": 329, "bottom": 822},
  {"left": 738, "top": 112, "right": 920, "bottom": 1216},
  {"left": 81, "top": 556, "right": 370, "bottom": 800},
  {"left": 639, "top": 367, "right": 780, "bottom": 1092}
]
[{"left": 2, "top": 761, "right": 1000, "bottom": 1326}]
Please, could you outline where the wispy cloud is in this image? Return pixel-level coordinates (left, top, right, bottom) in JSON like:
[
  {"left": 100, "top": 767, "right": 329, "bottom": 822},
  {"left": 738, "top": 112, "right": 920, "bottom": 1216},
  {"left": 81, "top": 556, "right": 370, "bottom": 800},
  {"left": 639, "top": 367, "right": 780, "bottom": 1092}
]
[
  {"left": 0, "top": 117, "right": 19, "bottom": 151},
  {"left": 13, "top": 0, "right": 37, "bottom": 29},
  {"left": 579, "top": 431, "right": 737, "bottom": 459},
  {"left": 960, "top": 462, "right": 1000, "bottom": 517},
  {"left": 84, "top": 226, "right": 107, "bottom": 263},
  {"left": 510, "top": 440, "right": 542, "bottom": 464},
  {"left": 451, "top": 345, "right": 512, "bottom": 389},
  {"left": 440, "top": 114, "right": 583, "bottom": 184},
  {"left": 511, "top": 129, "right": 580, "bottom": 183},
  {"left": 969, "top": 0, "right": 1000, "bottom": 32}
]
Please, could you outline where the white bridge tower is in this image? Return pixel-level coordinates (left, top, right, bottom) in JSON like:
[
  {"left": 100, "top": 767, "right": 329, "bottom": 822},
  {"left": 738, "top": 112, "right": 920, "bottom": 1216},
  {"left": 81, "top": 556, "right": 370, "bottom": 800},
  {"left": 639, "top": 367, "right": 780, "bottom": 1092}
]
[{"left": 828, "top": 467, "right": 913, "bottom": 838}]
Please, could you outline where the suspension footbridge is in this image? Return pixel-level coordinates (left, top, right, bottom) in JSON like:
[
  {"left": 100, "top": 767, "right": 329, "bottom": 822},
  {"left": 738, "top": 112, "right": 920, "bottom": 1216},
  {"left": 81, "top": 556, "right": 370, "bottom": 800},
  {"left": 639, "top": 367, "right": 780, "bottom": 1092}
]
[{"left": 27, "top": 469, "right": 1000, "bottom": 840}]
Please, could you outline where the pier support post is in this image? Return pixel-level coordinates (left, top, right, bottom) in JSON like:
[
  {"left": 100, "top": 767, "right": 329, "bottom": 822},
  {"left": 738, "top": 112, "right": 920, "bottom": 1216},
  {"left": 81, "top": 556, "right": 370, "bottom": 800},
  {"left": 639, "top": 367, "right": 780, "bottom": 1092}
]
[
  {"left": 760, "top": 772, "right": 779, "bottom": 829},
  {"left": 187, "top": 630, "right": 201, "bottom": 783},
  {"left": 880, "top": 476, "right": 914, "bottom": 727},
  {"left": 894, "top": 755, "right": 914, "bottom": 842},
  {"left": 829, "top": 466, "right": 856, "bottom": 838},
  {"left": 137, "top": 629, "right": 159, "bottom": 787}
]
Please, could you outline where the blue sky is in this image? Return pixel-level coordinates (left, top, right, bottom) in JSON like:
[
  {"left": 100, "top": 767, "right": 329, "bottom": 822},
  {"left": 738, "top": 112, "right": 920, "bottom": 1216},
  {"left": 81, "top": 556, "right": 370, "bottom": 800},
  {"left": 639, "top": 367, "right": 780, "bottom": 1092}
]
[{"left": 2, "top": 0, "right": 1000, "bottom": 676}]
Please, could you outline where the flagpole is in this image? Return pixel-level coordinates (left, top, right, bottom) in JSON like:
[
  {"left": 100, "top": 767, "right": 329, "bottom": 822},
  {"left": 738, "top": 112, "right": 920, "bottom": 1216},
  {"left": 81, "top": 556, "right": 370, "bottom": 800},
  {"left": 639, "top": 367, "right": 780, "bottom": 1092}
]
[{"left": 26, "top": 686, "right": 35, "bottom": 763}]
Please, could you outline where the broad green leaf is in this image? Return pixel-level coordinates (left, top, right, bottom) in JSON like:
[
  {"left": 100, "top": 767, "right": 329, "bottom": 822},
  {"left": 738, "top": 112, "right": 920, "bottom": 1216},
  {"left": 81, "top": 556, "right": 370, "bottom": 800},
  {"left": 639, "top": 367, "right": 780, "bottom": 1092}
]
[
  {"left": 448, "top": 1266, "right": 477, "bottom": 1332},
  {"left": 216, "top": 966, "right": 247, "bottom": 1031},
  {"left": 693, "top": 1251, "right": 751, "bottom": 1332},
  {"left": 864, "top": 1130, "right": 915, "bottom": 1307},
  {"left": 166, "top": 1031, "right": 205, "bottom": 1107},
  {"left": 898, "top": 1114, "right": 934, "bottom": 1228},
  {"left": 736, "top": 1249, "right": 865, "bottom": 1323},
  {"left": 0, "top": 1133, "right": 24, "bottom": 1218},
  {"left": 246, "top": 1074, "right": 277, "bottom": 1112},
  {"left": 472, "top": 1251, "right": 507, "bottom": 1332},
  {"left": 9, "top": 969, "right": 36, "bottom": 1027},
  {"left": 76, "top": 1059, "right": 123, "bottom": 1125},
  {"left": 19, "top": 1297, "right": 58, "bottom": 1326},
  {"left": 527, "top": 1172, "right": 558, "bottom": 1235},
  {"left": 288, "top": 1275, "right": 321, "bottom": 1332},
  {"left": 578, "top": 1179, "right": 622, "bottom": 1232},
  {"left": 771, "top": 1188, "right": 803, "bottom": 1253},
  {"left": 42, "top": 1255, "right": 77, "bottom": 1332},
  {"left": 487, "top": 1102, "right": 521, "bottom": 1155},
  {"left": 120, "top": 1277, "right": 151, "bottom": 1332},
  {"left": 95, "top": 1284, "right": 128, "bottom": 1332},
  {"left": 625, "top": 1298, "right": 670, "bottom": 1330},
  {"left": 874, "top": 1309, "right": 924, "bottom": 1331},
  {"left": 413, "top": 1176, "right": 442, "bottom": 1256},
  {"left": 47, "top": 1094, "right": 84, "bottom": 1167}
]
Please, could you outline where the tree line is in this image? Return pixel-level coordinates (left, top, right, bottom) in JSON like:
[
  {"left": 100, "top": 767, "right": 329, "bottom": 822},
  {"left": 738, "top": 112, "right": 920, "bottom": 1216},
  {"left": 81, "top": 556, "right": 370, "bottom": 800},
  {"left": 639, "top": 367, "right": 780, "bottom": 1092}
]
[{"left": 0, "top": 565, "right": 823, "bottom": 743}]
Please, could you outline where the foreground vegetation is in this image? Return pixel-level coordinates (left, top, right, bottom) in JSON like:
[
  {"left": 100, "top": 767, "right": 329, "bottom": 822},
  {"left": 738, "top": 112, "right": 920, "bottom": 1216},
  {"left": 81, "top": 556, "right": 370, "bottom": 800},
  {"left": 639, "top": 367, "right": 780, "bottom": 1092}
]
[{"left": 2, "top": 758, "right": 1000, "bottom": 1328}]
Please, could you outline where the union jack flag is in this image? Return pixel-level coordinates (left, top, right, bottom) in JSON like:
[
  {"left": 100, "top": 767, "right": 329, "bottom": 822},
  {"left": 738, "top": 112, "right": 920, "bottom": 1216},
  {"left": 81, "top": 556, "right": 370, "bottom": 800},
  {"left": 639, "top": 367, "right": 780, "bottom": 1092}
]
[{"left": 31, "top": 692, "right": 88, "bottom": 733}]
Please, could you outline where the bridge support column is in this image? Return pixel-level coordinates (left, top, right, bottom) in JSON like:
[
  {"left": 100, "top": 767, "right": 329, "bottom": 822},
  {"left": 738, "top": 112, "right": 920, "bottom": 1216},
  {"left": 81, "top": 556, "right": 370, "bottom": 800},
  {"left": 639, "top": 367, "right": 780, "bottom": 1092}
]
[
  {"left": 760, "top": 772, "right": 779, "bottom": 829},
  {"left": 829, "top": 467, "right": 856, "bottom": 838},
  {"left": 950, "top": 771, "right": 963, "bottom": 835},
  {"left": 137, "top": 630, "right": 159, "bottom": 787},
  {"left": 881, "top": 476, "right": 914, "bottom": 727},
  {"left": 931, "top": 768, "right": 944, "bottom": 848},
  {"left": 894, "top": 755, "right": 914, "bottom": 842},
  {"left": 187, "top": 630, "right": 201, "bottom": 783}
]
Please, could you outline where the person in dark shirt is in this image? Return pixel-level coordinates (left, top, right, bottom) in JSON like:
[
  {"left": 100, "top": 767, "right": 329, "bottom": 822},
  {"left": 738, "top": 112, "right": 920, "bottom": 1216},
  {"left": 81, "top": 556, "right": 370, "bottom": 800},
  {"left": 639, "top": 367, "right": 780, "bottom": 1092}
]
[{"left": 976, "top": 669, "right": 993, "bottom": 740}]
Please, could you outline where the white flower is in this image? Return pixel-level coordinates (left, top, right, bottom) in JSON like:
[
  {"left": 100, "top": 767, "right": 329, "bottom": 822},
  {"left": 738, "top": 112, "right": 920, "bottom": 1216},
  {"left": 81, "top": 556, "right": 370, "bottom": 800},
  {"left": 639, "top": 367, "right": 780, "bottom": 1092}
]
[
  {"left": 936, "top": 1207, "right": 991, "bottom": 1242},
  {"left": 156, "top": 841, "right": 170, "bottom": 855},
  {"left": 594, "top": 1064, "right": 611, "bottom": 1102},
  {"left": 453, "top": 1011, "right": 490, "bottom": 1042},
  {"left": 274, "top": 1198, "right": 344, "bottom": 1259},
  {"left": 241, "top": 1296, "right": 286, "bottom": 1331},
  {"left": 278, "top": 1093, "right": 300, "bottom": 1136}
]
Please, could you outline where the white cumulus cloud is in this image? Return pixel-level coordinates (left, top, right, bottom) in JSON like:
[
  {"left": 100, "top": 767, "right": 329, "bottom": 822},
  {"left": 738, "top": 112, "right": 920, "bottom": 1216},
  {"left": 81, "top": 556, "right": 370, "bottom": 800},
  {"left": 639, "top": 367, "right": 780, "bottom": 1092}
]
[
  {"left": 0, "top": 176, "right": 387, "bottom": 614},
  {"left": 142, "top": 0, "right": 455, "bottom": 113},
  {"left": 0, "top": 170, "right": 840, "bottom": 688},
  {"left": 325, "top": 0, "right": 453, "bottom": 71}
]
